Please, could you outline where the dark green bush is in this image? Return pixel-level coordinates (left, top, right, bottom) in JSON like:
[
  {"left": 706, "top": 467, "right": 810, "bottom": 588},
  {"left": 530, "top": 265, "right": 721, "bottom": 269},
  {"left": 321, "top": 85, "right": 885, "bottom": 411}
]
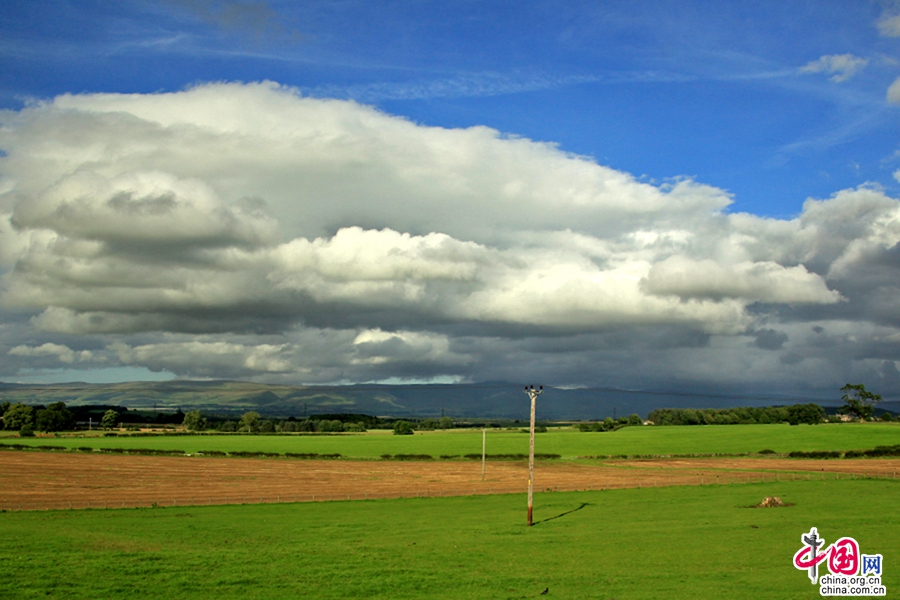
[
  {"left": 392, "top": 420, "right": 414, "bottom": 435},
  {"left": 228, "top": 451, "right": 276, "bottom": 457},
  {"left": 848, "top": 445, "right": 900, "bottom": 458},
  {"left": 787, "top": 450, "right": 841, "bottom": 459},
  {"left": 462, "top": 453, "right": 542, "bottom": 460}
]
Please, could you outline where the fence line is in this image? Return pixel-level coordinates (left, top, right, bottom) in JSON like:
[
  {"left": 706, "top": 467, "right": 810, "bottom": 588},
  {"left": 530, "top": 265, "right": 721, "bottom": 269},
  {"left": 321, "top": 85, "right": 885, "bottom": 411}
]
[{"left": 2, "top": 469, "right": 896, "bottom": 512}]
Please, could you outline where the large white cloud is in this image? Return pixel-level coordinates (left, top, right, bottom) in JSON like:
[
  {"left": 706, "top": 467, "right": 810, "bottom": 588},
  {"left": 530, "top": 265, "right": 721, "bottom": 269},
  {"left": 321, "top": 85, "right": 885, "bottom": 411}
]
[
  {"left": 1, "top": 82, "right": 899, "bottom": 392},
  {"left": 1, "top": 82, "right": 730, "bottom": 244}
]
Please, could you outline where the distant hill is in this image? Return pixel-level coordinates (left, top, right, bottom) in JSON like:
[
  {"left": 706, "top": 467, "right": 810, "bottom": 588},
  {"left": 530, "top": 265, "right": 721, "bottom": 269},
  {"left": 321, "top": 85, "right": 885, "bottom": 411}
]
[{"left": 0, "top": 380, "right": 842, "bottom": 420}]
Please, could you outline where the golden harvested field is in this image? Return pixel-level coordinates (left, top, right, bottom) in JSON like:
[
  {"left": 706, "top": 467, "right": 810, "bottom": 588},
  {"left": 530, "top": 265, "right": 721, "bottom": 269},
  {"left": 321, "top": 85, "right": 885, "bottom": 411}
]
[{"left": 2, "top": 451, "right": 898, "bottom": 510}]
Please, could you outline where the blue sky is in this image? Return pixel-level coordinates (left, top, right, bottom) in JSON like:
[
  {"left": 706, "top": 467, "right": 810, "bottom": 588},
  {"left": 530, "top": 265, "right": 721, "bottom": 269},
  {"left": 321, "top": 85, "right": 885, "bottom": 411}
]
[
  {"left": 3, "top": 0, "right": 898, "bottom": 215},
  {"left": 2, "top": 1, "right": 900, "bottom": 398}
]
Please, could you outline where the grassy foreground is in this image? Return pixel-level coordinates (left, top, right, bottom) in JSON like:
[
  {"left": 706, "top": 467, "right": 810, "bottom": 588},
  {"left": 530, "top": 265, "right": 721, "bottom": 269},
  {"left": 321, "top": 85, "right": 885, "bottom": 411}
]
[
  {"left": 6, "top": 422, "right": 900, "bottom": 457},
  {"left": 2, "top": 479, "right": 897, "bottom": 599}
]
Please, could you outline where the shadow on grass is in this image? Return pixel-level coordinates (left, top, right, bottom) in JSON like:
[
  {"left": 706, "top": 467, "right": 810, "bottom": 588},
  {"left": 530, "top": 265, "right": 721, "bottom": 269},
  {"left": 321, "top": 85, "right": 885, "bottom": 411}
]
[{"left": 534, "top": 502, "right": 591, "bottom": 525}]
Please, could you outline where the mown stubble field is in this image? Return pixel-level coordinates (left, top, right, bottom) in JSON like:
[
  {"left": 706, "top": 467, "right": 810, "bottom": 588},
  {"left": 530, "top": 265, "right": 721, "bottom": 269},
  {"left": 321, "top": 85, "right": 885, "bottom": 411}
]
[{"left": 2, "top": 450, "right": 898, "bottom": 510}]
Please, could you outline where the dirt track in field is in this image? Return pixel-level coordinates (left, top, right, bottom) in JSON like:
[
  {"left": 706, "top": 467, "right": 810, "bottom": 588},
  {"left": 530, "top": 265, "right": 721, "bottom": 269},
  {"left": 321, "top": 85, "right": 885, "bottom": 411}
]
[{"left": 1, "top": 451, "right": 897, "bottom": 510}]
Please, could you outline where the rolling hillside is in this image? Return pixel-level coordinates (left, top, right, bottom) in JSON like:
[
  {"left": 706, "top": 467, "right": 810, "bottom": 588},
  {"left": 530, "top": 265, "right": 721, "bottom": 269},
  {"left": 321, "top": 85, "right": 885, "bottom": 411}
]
[{"left": 0, "top": 380, "right": 846, "bottom": 420}]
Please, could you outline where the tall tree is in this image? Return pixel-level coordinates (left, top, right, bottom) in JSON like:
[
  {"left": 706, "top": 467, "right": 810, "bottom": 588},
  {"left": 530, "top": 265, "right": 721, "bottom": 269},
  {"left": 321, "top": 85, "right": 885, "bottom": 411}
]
[
  {"left": 36, "top": 402, "right": 74, "bottom": 432},
  {"left": 838, "top": 384, "right": 882, "bottom": 421},
  {"left": 182, "top": 410, "right": 206, "bottom": 431},
  {"left": 101, "top": 409, "right": 119, "bottom": 429},
  {"left": 239, "top": 411, "right": 261, "bottom": 433},
  {"left": 2, "top": 403, "right": 34, "bottom": 430}
]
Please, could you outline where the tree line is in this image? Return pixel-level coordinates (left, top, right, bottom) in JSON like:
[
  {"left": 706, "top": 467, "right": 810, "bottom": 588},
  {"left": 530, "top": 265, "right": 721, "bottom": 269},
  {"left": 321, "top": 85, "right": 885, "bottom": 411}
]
[
  {"left": 647, "top": 404, "right": 827, "bottom": 426},
  {"left": 1, "top": 402, "right": 74, "bottom": 436},
  {"left": 184, "top": 410, "right": 372, "bottom": 433},
  {"left": 645, "top": 384, "right": 892, "bottom": 426},
  {"left": 0, "top": 402, "right": 457, "bottom": 436},
  {"left": 576, "top": 414, "right": 643, "bottom": 432},
  {"left": 181, "top": 411, "right": 454, "bottom": 435},
  {"left": 0, "top": 402, "right": 189, "bottom": 436}
]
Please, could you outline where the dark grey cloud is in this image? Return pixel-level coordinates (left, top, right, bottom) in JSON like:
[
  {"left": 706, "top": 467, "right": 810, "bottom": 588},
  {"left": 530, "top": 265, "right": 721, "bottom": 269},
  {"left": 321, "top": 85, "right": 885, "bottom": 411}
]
[{"left": 752, "top": 328, "right": 789, "bottom": 350}]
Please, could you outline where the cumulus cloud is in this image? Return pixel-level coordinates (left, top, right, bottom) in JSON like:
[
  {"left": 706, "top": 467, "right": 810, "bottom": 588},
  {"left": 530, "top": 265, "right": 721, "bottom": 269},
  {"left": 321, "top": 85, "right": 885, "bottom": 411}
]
[
  {"left": 9, "top": 343, "right": 93, "bottom": 364},
  {"left": 1, "top": 82, "right": 899, "bottom": 392},
  {"left": 111, "top": 340, "right": 294, "bottom": 375},
  {"left": 11, "top": 170, "right": 277, "bottom": 250},
  {"left": 17, "top": 83, "right": 728, "bottom": 245},
  {"left": 877, "top": 12, "right": 900, "bottom": 37},
  {"left": 799, "top": 54, "right": 869, "bottom": 82},
  {"left": 889, "top": 76, "right": 900, "bottom": 104},
  {"left": 642, "top": 258, "right": 840, "bottom": 304},
  {"left": 351, "top": 329, "right": 472, "bottom": 368}
]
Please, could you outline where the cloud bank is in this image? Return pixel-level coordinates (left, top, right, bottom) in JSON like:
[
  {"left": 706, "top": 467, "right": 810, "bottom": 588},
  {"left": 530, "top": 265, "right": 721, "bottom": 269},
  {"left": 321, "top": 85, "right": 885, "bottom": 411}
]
[{"left": 2, "top": 82, "right": 899, "bottom": 395}]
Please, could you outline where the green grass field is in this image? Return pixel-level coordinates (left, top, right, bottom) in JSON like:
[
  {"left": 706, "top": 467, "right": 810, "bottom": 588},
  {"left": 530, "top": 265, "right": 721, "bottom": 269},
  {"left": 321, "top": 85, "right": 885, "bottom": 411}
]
[
  {"left": 5, "top": 422, "right": 900, "bottom": 458},
  {"left": 2, "top": 479, "right": 896, "bottom": 599}
]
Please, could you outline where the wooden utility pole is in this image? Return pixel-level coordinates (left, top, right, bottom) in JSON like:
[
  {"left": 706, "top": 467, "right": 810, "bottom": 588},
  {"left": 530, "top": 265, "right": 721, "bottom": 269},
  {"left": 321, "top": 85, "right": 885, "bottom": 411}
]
[
  {"left": 525, "top": 384, "right": 543, "bottom": 526},
  {"left": 481, "top": 427, "right": 486, "bottom": 481}
]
